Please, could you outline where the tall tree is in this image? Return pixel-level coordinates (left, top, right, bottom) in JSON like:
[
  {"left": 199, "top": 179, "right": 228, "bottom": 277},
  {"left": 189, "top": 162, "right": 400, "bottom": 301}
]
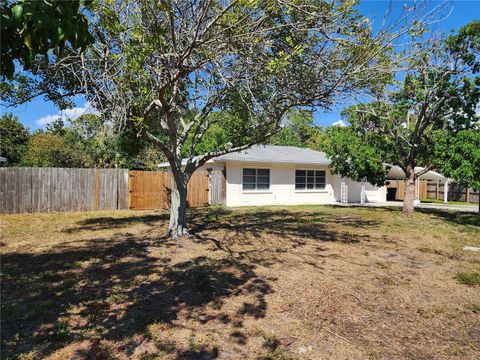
[
  {"left": 269, "top": 109, "right": 320, "bottom": 148},
  {"left": 0, "top": 113, "right": 29, "bottom": 165},
  {"left": 434, "top": 129, "right": 480, "bottom": 212},
  {"left": 22, "top": 133, "right": 86, "bottom": 167},
  {"left": 320, "top": 21, "right": 480, "bottom": 214},
  {"left": 3, "top": 0, "right": 445, "bottom": 237},
  {"left": 317, "top": 123, "right": 391, "bottom": 187}
]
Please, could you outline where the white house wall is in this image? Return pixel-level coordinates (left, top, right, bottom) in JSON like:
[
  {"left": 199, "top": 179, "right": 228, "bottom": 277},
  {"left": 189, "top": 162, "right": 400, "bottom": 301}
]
[
  {"left": 364, "top": 183, "right": 387, "bottom": 203},
  {"left": 224, "top": 162, "right": 340, "bottom": 207},
  {"left": 345, "top": 179, "right": 387, "bottom": 203},
  {"left": 222, "top": 162, "right": 386, "bottom": 206}
]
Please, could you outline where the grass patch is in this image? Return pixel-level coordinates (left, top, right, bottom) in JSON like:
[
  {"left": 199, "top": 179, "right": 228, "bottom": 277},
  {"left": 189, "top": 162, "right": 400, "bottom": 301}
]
[
  {"left": 469, "top": 304, "right": 480, "bottom": 313},
  {"left": 457, "top": 272, "right": 480, "bottom": 286},
  {"left": 1, "top": 206, "right": 479, "bottom": 359},
  {"left": 420, "top": 198, "right": 478, "bottom": 206}
]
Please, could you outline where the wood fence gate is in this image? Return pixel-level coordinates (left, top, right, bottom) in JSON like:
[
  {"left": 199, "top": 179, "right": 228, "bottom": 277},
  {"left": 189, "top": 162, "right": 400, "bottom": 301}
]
[
  {"left": 210, "top": 169, "right": 226, "bottom": 205},
  {"left": 128, "top": 170, "right": 209, "bottom": 210}
]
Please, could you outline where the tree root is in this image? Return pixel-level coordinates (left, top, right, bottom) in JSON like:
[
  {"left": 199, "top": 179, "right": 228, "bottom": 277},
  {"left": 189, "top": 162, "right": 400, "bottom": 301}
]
[{"left": 161, "top": 226, "right": 192, "bottom": 246}]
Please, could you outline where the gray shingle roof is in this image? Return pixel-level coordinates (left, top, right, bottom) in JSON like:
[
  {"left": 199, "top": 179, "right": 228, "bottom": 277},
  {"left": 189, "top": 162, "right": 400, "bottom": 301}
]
[
  {"left": 158, "top": 145, "right": 331, "bottom": 167},
  {"left": 213, "top": 145, "right": 331, "bottom": 165}
]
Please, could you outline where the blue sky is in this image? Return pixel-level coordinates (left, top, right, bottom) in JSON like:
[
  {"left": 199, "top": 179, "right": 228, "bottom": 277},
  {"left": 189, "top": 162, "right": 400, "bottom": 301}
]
[{"left": 1, "top": 0, "right": 479, "bottom": 131}]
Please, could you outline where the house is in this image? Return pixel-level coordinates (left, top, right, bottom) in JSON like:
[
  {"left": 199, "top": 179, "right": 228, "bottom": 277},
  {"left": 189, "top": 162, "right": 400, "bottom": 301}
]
[{"left": 160, "top": 145, "right": 387, "bottom": 207}]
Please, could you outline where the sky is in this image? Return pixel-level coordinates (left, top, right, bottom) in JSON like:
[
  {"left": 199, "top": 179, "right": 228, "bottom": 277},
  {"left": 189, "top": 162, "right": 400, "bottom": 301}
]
[{"left": 1, "top": 0, "right": 479, "bottom": 131}]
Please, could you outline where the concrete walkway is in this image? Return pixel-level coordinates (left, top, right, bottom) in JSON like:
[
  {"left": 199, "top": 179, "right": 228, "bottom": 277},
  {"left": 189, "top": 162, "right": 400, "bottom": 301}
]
[{"left": 358, "top": 201, "right": 479, "bottom": 213}]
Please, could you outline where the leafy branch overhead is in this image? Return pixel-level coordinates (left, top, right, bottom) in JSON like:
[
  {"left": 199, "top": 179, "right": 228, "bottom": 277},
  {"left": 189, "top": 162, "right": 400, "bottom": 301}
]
[{"left": 1, "top": 0, "right": 93, "bottom": 78}]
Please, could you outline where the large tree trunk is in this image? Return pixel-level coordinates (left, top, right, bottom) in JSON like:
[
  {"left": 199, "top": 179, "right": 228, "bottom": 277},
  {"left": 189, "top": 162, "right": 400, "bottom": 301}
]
[
  {"left": 167, "top": 174, "right": 189, "bottom": 239},
  {"left": 402, "top": 169, "right": 416, "bottom": 214}
]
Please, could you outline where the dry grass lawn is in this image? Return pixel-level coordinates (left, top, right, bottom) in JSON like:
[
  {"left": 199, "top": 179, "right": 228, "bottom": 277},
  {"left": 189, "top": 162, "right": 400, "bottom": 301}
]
[{"left": 1, "top": 205, "right": 479, "bottom": 360}]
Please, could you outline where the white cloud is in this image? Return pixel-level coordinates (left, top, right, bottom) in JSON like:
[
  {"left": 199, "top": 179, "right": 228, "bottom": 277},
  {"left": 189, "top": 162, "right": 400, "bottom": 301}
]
[
  {"left": 35, "top": 114, "right": 61, "bottom": 126},
  {"left": 35, "top": 102, "right": 99, "bottom": 126},
  {"left": 331, "top": 120, "right": 346, "bottom": 127}
]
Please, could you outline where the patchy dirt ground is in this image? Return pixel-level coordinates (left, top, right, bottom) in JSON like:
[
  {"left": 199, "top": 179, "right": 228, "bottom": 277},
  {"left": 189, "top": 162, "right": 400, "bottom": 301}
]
[{"left": 1, "top": 205, "right": 479, "bottom": 359}]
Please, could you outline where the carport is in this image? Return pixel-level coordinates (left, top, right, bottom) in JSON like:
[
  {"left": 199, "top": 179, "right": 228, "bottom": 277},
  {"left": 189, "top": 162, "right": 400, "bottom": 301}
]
[{"left": 385, "top": 165, "right": 448, "bottom": 204}]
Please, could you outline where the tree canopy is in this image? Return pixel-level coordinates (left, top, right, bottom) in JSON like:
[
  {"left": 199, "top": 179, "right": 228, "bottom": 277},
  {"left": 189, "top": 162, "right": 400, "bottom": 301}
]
[
  {"left": 22, "top": 133, "right": 85, "bottom": 167},
  {"left": 434, "top": 130, "right": 480, "bottom": 191},
  {"left": 269, "top": 110, "right": 320, "bottom": 148},
  {"left": 319, "top": 20, "right": 480, "bottom": 213},
  {"left": 0, "top": 113, "right": 29, "bottom": 165}
]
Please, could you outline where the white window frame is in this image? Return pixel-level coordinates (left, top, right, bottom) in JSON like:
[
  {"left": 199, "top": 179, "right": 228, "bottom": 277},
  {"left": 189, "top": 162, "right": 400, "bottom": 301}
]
[
  {"left": 295, "top": 169, "right": 327, "bottom": 191},
  {"left": 242, "top": 167, "right": 271, "bottom": 192}
]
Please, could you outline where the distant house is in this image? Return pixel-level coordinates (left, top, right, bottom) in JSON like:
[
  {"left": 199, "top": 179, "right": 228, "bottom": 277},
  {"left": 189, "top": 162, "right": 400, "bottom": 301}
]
[{"left": 160, "top": 145, "right": 391, "bottom": 206}]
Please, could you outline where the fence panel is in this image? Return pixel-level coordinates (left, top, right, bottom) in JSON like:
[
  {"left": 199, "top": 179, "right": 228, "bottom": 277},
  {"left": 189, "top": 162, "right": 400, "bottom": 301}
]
[
  {"left": 470, "top": 192, "right": 479, "bottom": 204},
  {"left": 128, "top": 170, "right": 209, "bottom": 210},
  {"left": 187, "top": 171, "right": 210, "bottom": 207},
  {"left": 210, "top": 169, "right": 226, "bottom": 205},
  {"left": 448, "top": 183, "right": 465, "bottom": 202},
  {"left": 427, "top": 182, "right": 438, "bottom": 199},
  {"left": 1, "top": 168, "right": 17, "bottom": 213},
  {"left": 0, "top": 167, "right": 129, "bottom": 213},
  {"left": 425, "top": 180, "right": 479, "bottom": 204},
  {"left": 128, "top": 171, "right": 170, "bottom": 210},
  {"left": 118, "top": 169, "right": 130, "bottom": 210}
]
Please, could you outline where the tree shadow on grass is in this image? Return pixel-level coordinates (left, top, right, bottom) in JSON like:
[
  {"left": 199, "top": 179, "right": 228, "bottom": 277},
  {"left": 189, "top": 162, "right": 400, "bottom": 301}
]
[
  {"left": 1, "top": 233, "right": 271, "bottom": 359},
  {"left": 186, "top": 208, "right": 378, "bottom": 268},
  {"left": 415, "top": 208, "right": 480, "bottom": 227},
  {"left": 63, "top": 213, "right": 170, "bottom": 233},
  {"left": 2, "top": 206, "right": 384, "bottom": 358},
  {"left": 190, "top": 208, "right": 378, "bottom": 244},
  {"left": 338, "top": 204, "right": 480, "bottom": 228}
]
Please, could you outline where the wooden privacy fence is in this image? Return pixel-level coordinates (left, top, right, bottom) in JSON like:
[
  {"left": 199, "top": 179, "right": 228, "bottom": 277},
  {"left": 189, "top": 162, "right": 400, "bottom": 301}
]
[
  {"left": 0, "top": 167, "right": 214, "bottom": 213},
  {"left": 386, "top": 178, "right": 479, "bottom": 204},
  {"left": 0, "top": 168, "right": 129, "bottom": 213},
  {"left": 386, "top": 180, "right": 428, "bottom": 201},
  {"left": 128, "top": 170, "right": 209, "bottom": 210},
  {"left": 427, "top": 181, "right": 479, "bottom": 204}
]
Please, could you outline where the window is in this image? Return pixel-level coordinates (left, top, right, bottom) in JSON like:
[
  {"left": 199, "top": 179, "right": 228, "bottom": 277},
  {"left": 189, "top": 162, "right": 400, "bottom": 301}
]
[
  {"left": 242, "top": 168, "right": 270, "bottom": 190},
  {"left": 295, "top": 170, "right": 326, "bottom": 190}
]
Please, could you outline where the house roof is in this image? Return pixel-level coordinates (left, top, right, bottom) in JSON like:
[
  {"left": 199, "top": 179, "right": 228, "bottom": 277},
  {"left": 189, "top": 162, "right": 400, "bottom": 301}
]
[
  {"left": 158, "top": 145, "right": 331, "bottom": 167},
  {"left": 386, "top": 165, "right": 445, "bottom": 181},
  {"left": 213, "top": 145, "right": 331, "bottom": 165},
  {"left": 158, "top": 146, "right": 445, "bottom": 181}
]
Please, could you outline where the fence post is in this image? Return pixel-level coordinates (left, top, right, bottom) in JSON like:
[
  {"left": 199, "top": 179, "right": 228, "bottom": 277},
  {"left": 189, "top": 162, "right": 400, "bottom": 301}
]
[
  {"left": 466, "top": 187, "right": 470, "bottom": 203},
  {"left": 436, "top": 180, "right": 439, "bottom": 200},
  {"left": 444, "top": 180, "right": 449, "bottom": 203}
]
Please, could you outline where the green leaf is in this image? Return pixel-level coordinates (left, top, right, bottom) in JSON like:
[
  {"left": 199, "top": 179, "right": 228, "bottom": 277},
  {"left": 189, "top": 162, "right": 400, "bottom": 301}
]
[
  {"left": 24, "top": 35, "right": 33, "bottom": 50},
  {"left": 57, "top": 25, "right": 66, "bottom": 41},
  {"left": 12, "top": 5, "right": 23, "bottom": 19}
]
